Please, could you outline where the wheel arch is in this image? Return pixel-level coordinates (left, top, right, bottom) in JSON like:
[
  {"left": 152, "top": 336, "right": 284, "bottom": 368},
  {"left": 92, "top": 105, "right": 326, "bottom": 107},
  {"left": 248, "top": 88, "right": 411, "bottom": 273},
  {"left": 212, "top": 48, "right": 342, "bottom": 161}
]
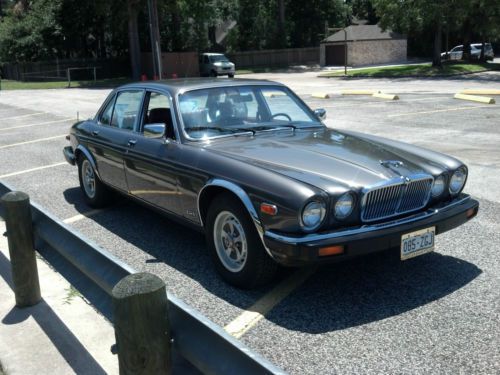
[
  {"left": 197, "top": 179, "right": 274, "bottom": 258},
  {"left": 75, "top": 145, "right": 101, "bottom": 180}
]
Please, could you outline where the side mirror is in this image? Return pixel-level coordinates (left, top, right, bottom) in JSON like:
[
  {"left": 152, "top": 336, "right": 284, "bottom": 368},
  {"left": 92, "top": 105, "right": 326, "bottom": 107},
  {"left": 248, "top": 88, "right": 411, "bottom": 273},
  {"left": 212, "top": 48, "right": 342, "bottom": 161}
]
[
  {"left": 144, "top": 123, "right": 166, "bottom": 139},
  {"left": 314, "top": 108, "right": 326, "bottom": 121}
]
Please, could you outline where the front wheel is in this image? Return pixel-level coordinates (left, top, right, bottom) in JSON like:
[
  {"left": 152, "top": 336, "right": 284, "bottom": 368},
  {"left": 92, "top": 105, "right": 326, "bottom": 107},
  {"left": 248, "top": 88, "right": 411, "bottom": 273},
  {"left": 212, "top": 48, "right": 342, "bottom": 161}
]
[
  {"left": 206, "top": 194, "right": 278, "bottom": 288},
  {"left": 77, "top": 155, "right": 110, "bottom": 208},
  {"left": 228, "top": 73, "right": 234, "bottom": 78}
]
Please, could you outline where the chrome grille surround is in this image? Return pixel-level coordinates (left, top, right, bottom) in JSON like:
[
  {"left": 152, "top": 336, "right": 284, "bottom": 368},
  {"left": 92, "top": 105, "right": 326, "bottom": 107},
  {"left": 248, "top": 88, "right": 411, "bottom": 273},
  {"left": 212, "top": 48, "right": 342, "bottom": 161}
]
[{"left": 361, "top": 174, "right": 434, "bottom": 222}]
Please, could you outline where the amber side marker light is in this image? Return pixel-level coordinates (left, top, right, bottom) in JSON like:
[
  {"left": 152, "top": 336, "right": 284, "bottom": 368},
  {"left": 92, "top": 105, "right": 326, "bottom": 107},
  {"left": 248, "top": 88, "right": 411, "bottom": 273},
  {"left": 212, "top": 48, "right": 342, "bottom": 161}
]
[
  {"left": 260, "top": 203, "right": 278, "bottom": 216},
  {"left": 466, "top": 207, "right": 478, "bottom": 219},
  {"left": 318, "top": 245, "right": 345, "bottom": 257}
]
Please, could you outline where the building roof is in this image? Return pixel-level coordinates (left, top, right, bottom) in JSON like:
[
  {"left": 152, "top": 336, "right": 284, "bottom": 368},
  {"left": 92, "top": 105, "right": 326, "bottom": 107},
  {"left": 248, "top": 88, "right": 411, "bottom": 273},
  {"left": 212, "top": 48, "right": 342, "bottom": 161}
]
[{"left": 322, "top": 25, "right": 405, "bottom": 43}]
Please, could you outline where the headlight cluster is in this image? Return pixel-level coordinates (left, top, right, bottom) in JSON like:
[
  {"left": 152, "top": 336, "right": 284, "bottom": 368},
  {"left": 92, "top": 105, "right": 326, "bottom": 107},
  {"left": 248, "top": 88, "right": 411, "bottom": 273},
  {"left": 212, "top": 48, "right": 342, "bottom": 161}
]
[
  {"left": 301, "top": 192, "right": 356, "bottom": 231},
  {"left": 449, "top": 167, "right": 467, "bottom": 194},
  {"left": 301, "top": 201, "right": 326, "bottom": 231},
  {"left": 432, "top": 167, "right": 467, "bottom": 198},
  {"left": 334, "top": 192, "right": 354, "bottom": 219},
  {"left": 431, "top": 175, "right": 446, "bottom": 197}
]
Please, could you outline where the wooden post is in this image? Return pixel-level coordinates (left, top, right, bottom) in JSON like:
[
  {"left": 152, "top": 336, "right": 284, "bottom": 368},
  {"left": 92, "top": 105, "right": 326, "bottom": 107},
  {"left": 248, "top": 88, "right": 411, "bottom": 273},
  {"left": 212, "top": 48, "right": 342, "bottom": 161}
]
[
  {"left": 112, "top": 272, "right": 171, "bottom": 375},
  {"left": 1, "top": 191, "right": 41, "bottom": 307}
]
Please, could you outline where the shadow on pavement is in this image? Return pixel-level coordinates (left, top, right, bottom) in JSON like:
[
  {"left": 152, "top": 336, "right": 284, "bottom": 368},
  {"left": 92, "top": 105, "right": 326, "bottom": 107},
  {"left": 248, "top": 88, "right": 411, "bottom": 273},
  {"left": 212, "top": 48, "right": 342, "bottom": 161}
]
[
  {"left": 264, "top": 250, "right": 481, "bottom": 333},
  {"left": 0, "top": 251, "right": 107, "bottom": 375}
]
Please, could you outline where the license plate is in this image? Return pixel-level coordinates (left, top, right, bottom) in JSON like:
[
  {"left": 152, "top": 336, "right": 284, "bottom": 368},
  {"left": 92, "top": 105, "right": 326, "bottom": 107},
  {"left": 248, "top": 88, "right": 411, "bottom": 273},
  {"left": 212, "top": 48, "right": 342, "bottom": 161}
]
[{"left": 401, "top": 227, "right": 435, "bottom": 260}]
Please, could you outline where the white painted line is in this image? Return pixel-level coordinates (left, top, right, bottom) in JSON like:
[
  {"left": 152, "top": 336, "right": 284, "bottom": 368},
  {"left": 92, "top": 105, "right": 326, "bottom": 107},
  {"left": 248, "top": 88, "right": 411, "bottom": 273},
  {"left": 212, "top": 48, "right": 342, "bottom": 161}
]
[
  {"left": 0, "top": 118, "right": 73, "bottom": 131},
  {"left": 224, "top": 267, "right": 316, "bottom": 339},
  {"left": 63, "top": 209, "right": 104, "bottom": 224},
  {"left": 388, "top": 105, "right": 493, "bottom": 118},
  {"left": 0, "top": 162, "right": 67, "bottom": 179},
  {"left": 0, "top": 135, "right": 66, "bottom": 150},
  {"left": 0, "top": 112, "right": 46, "bottom": 120}
]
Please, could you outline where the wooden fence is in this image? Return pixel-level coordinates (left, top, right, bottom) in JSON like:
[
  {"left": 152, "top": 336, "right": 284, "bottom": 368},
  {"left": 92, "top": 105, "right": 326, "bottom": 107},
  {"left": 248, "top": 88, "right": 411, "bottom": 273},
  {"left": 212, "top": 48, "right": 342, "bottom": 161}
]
[{"left": 227, "top": 47, "right": 320, "bottom": 68}]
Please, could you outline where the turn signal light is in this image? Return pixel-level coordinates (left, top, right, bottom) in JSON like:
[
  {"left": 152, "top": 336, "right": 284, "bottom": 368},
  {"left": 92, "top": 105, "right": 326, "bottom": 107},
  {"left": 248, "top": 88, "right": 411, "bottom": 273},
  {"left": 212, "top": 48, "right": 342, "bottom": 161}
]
[
  {"left": 466, "top": 207, "right": 477, "bottom": 219},
  {"left": 260, "top": 203, "right": 278, "bottom": 216},
  {"left": 318, "top": 245, "right": 344, "bottom": 257}
]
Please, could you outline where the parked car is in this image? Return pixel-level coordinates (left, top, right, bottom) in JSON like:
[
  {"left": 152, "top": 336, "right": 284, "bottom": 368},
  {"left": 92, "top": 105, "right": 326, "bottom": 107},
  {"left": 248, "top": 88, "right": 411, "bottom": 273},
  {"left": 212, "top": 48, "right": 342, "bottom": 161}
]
[
  {"left": 199, "top": 53, "right": 235, "bottom": 78},
  {"left": 63, "top": 79, "right": 479, "bottom": 288},
  {"left": 441, "top": 43, "right": 494, "bottom": 61}
]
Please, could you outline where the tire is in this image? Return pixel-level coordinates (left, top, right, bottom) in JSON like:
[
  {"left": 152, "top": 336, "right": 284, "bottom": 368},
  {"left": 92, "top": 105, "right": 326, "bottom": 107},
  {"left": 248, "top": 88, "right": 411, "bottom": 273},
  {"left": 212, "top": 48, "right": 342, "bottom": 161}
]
[
  {"left": 77, "top": 154, "right": 110, "bottom": 208},
  {"left": 210, "top": 70, "right": 217, "bottom": 77},
  {"left": 228, "top": 73, "right": 234, "bottom": 78},
  {"left": 205, "top": 194, "right": 278, "bottom": 288}
]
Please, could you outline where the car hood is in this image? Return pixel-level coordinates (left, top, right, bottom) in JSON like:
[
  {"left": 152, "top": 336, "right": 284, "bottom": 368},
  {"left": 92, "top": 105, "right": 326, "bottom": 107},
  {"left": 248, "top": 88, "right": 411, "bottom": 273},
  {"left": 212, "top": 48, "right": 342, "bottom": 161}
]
[{"left": 203, "top": 128, "right": 461, "bottom": 194}]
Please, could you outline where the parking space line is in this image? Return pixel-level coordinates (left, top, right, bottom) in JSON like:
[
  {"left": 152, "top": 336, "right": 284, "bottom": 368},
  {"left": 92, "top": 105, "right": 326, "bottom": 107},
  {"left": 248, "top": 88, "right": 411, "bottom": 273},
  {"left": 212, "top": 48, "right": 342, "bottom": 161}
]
[
  {"left": 63, "top": 209, "right": 105, "bottom": 224},
  {"left": 388, "top": 105, "right": 493, "bottom": 118},
  {"left": 0, "top": 135, "right": 66, "bottom": 150},
  {"left": 0, "top": 112, "right": 46, "bottom": 120},
  {"left": 0, "top": 162, "right": 67, "bottom": 179},
  {"left": 224, "top": 266, "right": 316, "bottom": 339},
  {"left": 0, "top": 118, "right": 73, "bottom": 131}
]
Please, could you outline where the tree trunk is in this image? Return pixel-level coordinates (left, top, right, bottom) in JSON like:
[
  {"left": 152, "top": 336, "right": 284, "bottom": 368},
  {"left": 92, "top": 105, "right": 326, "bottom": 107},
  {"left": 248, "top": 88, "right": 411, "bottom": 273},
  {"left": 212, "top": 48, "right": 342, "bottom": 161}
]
[
  {"left": 277, "top": 0, "right": 286, "bottom": 48},
  {"left": 462, "top": 19, "right": 472, "bottom": 61},
  {"left": 168, "top": 0, "right": 182, "bottom": 51},
  {"left": 128, "top": 0, "right": 142, "bottom": 80},
  {"left": 432, "top": 22, "right": 442, "bottom": 67}
]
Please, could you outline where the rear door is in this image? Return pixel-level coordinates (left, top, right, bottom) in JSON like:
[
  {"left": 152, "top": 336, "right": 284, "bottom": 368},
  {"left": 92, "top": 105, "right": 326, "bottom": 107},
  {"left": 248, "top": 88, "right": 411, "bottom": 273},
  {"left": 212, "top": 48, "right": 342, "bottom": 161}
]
[{"left": 89, "top": 89, "right": 145, "bottom": 191}]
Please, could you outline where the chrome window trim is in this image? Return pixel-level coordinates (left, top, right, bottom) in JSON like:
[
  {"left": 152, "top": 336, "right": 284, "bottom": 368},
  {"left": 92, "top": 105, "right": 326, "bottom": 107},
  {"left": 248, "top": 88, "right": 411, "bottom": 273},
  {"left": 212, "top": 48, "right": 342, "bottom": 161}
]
[{"left": 265, "top": 194, "right": 471, "bottom": 245}]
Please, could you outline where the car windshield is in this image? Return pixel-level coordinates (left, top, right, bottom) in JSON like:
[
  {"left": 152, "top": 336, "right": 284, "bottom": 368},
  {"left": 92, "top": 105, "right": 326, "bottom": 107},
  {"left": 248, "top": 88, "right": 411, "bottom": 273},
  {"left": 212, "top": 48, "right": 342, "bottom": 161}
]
[
  {"left": 178, "top": 85, "right": 322, "bottom": 140},
  {"left": 210, "top": 55, "right": 229, "bottom": 63}
]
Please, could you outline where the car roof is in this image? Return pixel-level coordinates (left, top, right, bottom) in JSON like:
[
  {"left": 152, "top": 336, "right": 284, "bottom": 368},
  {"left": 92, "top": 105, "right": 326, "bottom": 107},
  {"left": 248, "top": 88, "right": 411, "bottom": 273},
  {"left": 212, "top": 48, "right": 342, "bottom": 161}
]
[{"left": 117, "top": 78, "right": 285, "bottom": 95}]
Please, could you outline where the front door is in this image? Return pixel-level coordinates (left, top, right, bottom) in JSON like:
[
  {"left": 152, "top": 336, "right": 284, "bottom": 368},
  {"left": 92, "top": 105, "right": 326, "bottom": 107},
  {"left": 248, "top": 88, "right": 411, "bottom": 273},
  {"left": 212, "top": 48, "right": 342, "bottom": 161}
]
[{"left": 124, "top": 91, "right": 185, "bottom": 216}]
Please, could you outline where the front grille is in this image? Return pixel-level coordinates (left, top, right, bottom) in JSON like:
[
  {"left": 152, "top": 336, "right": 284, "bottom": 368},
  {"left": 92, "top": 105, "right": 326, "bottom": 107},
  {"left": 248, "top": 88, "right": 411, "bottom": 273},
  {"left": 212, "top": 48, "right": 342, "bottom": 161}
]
[{"left": 361, "top": 176, "right": 433, "bottom": 222}]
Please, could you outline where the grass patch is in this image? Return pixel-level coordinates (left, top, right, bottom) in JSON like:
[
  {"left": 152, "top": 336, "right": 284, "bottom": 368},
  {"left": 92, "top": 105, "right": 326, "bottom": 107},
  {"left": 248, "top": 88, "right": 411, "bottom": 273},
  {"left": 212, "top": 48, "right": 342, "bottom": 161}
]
[
  {"left": 0, "top": 77, "right": 132, "bottom": 90},
  {"left": 320, "top": 62, "right": 500, "bottom": 78}
]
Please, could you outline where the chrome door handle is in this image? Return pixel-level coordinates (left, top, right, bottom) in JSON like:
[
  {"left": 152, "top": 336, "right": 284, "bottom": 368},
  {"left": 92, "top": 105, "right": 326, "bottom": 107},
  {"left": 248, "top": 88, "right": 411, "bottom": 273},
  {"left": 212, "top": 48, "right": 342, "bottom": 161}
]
[
  {"left": 91, "top": 130, "right": 99, "bottom": 136},
  {"left": 127, "top": 139, "right": 137, "bottom": 147}
]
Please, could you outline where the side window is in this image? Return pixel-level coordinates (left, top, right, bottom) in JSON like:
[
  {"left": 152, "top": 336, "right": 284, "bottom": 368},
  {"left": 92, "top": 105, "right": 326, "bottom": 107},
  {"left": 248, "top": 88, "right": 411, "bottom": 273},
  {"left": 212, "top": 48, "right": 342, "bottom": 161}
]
[
  {"left": 99, "top": 96, "right": 115, "bottom": 125},
  {"left": 110, "top": 90, "right": 144, "bottom": 131},
  {"left": 143, "top": 92, "right": 175, "bottom": 139}
]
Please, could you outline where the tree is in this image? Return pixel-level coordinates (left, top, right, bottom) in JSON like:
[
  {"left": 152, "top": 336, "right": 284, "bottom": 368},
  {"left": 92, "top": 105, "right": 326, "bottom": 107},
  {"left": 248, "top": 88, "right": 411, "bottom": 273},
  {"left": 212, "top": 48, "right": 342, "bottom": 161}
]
[{"left": 373, "top": 0, "right": 466, "bottom": 67}]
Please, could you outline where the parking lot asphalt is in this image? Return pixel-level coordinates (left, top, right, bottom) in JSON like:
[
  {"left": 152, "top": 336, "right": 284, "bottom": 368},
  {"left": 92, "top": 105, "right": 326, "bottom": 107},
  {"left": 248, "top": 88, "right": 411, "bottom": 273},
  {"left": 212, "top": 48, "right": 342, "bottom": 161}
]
[{"left": 0, "top": 72, "right": 499, "bottom": 374}]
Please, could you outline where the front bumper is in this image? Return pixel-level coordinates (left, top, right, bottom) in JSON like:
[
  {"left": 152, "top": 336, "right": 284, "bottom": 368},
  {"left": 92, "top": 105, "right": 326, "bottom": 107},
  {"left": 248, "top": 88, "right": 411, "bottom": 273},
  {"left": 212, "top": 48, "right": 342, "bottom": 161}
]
[
  {"left": 63, "top": 146, "right": 76, "bottom": 165},
  {"left": 264, "top": 194, "right": 479, "bottom": 266}
]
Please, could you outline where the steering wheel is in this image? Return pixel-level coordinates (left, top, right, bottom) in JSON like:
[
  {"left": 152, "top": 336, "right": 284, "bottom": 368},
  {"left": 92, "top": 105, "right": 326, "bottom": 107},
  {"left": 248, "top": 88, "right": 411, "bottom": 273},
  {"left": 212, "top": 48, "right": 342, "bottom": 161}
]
[{"left": 271, "top": 113, "right": 292, "bottom": 121}]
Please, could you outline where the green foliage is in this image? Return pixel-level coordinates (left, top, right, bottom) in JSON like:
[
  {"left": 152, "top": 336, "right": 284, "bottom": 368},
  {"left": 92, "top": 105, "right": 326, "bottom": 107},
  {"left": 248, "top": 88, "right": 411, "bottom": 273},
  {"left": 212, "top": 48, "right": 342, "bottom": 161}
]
[{"left": 0, "top": 0, "right": 63, "bottom": 62}]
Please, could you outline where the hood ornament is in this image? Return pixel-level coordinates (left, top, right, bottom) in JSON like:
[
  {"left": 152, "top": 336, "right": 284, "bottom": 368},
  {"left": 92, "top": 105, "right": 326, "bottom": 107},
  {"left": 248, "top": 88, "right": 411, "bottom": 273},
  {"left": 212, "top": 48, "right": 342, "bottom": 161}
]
[{"left": 380, "top": 160, "right": 405, "bottom": 176}]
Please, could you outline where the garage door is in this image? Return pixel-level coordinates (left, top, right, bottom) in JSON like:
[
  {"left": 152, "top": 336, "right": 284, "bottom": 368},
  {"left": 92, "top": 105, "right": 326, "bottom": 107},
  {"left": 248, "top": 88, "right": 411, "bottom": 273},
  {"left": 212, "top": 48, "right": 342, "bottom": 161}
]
[{"left": 325, "top": 45, "right": 346, "bottom": 66}]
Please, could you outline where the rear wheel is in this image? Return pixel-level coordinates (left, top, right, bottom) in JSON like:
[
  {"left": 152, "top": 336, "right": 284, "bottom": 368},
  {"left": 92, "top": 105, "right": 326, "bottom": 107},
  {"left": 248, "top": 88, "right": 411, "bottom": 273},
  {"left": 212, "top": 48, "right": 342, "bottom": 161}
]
[
  {"left": 206, "top": 194, "right": 278, "bottom": 288},
  {"left": 210, "top": 70, "right": 217, "bottom": 77},
  {"left": 77, "top": 154, "right": 110, "bottom": 208}
]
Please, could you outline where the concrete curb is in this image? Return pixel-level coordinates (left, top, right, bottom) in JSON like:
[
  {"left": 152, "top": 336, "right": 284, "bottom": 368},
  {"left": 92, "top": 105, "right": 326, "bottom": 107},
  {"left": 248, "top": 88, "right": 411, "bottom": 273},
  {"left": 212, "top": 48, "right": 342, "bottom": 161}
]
[
  {"left": 0, "top": 219, "right": 118, "bottom": 375},
  {"left": 454, "top": 93, "right": 496, "bottom": 104},
  {"left": 372, "top": 92, "right": 399, "bottom": 100},
  {"left": 311, "top": 93, "right": 331, "bottom": 99}
]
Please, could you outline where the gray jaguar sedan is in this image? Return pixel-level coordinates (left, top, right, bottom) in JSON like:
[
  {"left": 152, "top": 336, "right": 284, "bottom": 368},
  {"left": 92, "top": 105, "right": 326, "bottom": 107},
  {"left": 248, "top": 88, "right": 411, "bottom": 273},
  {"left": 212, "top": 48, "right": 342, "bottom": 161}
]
[{"left": 63, "top": 79, "right": 479, "bottom": 288}]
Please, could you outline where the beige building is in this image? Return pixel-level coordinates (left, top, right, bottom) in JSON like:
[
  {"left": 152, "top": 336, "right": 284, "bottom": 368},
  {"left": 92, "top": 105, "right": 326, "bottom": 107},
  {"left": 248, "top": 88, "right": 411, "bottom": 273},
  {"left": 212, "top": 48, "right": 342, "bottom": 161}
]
[{"left": 320, "top": 25, "right": 407, "bottom": 67}]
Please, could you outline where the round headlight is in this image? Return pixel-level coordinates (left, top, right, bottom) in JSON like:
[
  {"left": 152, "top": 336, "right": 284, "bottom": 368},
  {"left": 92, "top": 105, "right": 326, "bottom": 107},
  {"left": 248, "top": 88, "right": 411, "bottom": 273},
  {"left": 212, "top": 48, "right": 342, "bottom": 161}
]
[
  {"left": 301, "top": 201, "right": 326, "bottom": 230},
  {"left": 431, "top": 175, "right": 445, "bottom": 197},
  {"left": 334, "top": 193, "right": 354, "bottom": 219},
  {"left": 449, "top": 167, "right": 467, "bottom": 194}
]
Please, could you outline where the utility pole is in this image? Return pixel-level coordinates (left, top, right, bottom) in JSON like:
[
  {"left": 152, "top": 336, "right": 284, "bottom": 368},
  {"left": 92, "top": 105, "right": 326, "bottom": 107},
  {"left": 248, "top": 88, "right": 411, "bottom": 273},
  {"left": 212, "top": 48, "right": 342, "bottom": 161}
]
[{"left": 147, "top": 0, "right": 162, "bottom": 79}]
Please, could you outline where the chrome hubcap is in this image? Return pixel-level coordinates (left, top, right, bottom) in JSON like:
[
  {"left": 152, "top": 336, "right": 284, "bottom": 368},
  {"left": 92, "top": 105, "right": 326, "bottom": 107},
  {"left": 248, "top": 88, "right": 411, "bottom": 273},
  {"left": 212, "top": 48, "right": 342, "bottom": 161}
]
[
  {"left": 213, "top": 211, "right": 247, "bottom": 272},
  {"left": 81, "top": 160, "right": 96, "bottom": 199}
]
